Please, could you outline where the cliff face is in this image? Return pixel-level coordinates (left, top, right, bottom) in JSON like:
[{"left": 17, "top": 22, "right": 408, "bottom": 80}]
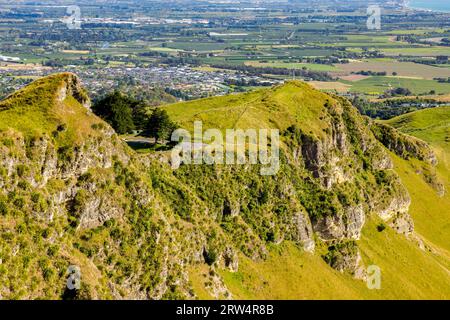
[
  {"left": 0, "top": 75, "right": 429, "bottom": 299},
  {"left": 371, "top": 122, "right": 445, "bottom": 197}
]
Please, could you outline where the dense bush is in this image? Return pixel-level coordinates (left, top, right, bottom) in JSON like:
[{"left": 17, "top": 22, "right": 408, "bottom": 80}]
[
  {"left": 92, "top": 91, "right": 138, "bottom": 134},
  {"left": 142, "top": 108, "right": 177, "bottom": 143}
]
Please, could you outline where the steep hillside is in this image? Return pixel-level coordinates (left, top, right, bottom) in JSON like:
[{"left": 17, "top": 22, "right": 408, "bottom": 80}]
[
  {"left": 382, "top": 107, "right": 450, "bottom": 255},
  {"left": 384, "top": 106, "right": 450, "bottom": 149},
  {"left": 0, "top": 74, "right": 448, "bottom": 300}
]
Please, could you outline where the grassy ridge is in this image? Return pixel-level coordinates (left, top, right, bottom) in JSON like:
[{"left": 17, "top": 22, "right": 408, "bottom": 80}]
[
  {"left": 163, "top": 81, "right": 333, "bottom": 139},
  {"left": 384, "top": 107, "right": 450, "bottom": 253},
  {"left": 384, "top": 106, "right": 450, "bottom": 148},
  {"left": 0, "top": 73, "right": 101, "bottom": 146}
]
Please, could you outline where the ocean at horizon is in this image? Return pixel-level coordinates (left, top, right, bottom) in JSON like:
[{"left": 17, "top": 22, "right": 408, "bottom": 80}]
[{"left": 408, "top": 0, "right": 450, "bottom": 13}]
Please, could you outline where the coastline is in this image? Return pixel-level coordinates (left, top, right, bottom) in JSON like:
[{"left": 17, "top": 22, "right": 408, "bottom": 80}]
[{"left": 406, "top": 1, "right": 450, "bottom": 13}]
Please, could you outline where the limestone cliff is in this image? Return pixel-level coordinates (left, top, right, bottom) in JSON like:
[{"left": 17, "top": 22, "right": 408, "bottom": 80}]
[{"left": 0, "top": 75, "right": 430, "bottom": 299}]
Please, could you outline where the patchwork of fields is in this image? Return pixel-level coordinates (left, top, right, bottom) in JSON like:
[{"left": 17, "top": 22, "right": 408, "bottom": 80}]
[
  {"left": 342, "top": 76, "right": 450, "bottom": 95},
  {"left": 333, "top": 60, "right": 450, "bottom": 80}
]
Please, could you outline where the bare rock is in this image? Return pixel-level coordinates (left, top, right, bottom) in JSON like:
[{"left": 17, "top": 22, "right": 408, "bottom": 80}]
[
  {"left": 292, "top": 211, "right": 315, "bottom": 252},
  {"left": 313, "top": 205, "right": 365, "bottom": 241}
]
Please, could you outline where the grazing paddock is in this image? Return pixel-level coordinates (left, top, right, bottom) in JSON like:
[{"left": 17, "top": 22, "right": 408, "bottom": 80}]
[
  {"left": 0, "top": 63, "right": 51, "bottom": 71},
  {"left": 60, "top": 50, "right": 90, "bottom": 54},
  {"left": 245, "top": 61, "right": 339, "bottom": 72},
  {"left": 308, "top": 81, "right": 351, "bottom": 92},
  {"left": 381, "top": 47, "right": 450, "bottom": 57},
  {"left": 333, "top": 60, "right": 450, "bottom": 80},
  {"left": 371, "top": 94, "right": 450, "bottom": 103},
  {"left": 342, "top": 76, "right": 450, "bottom": 95},
  {"left": 339, "top": 74, "right": 370, "bottom": 81}
]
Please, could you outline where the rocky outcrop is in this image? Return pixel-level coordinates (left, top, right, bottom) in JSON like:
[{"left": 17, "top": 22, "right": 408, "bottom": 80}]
[
  {"left": 0, "top": 129, "right": 130, "bottom": 215},
  {"left": 76, "top": 195, "right": 124, "bottom": 230},
  {"left": 371, "top": 122, "right": 438, "bottom": 166},
  {"left": 322, "top": 242, "right": 366, "bottom": 278},
  {"left": 313, "top": 205, "right": 365, "bottom": 241},
  {"left": 205, "top": 269, "right": 233, "bottom": 300},
  {"left": 297, "top": 132, "right": 352, "bottom": 189},
  {"left": 376, "top": 192, "right": 411, "bottom": 222},
  {"left": 389, "top": 211, "right": 414, "bottom": 235},
  {"left": 220, "top": 247, "right": 239, "bottom": 272},
  {"left": 56, "top": 73, "right": 91, "bottom": 110},
  {"left": 292, "top": 211, "right": 315, "bottom": 252}
]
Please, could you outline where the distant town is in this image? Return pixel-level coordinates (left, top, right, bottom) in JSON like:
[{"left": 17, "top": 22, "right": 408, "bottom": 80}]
[
  {"left": 1, "top": 0, "right": 449, "bottom": 117},
  {"left": 0, "top": 64, "right": 279, "bottom": 101}
]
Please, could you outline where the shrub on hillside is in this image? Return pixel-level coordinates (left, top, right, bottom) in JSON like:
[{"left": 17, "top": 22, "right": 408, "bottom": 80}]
[
  {"left": 143, "top": 108, "right": 177, "bottom": 143},
  {"left": 93, "top": 91, "right": 138, "bottom": 134}
]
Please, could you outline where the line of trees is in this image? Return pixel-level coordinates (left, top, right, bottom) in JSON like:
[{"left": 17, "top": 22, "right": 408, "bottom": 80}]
[
  {"left": 352, "top": 96, "right": 445, "bottom": 120},
  {"left": 354, "top": 70, "right": 387, "bottom": 76},
  {"left": 434, "top": 77, "right": 450, "bottom": 83}
]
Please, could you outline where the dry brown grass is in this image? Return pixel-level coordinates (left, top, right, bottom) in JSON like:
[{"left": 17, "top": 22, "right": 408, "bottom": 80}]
[
  {"left": 0, "top": 62, "right": 51, "bottom": 71},
  {"left": 339, "top": 74, "right": 369, "bottom": 81},
  {"left": 308, "top": 81, "right": 351, "bottom": 92}
]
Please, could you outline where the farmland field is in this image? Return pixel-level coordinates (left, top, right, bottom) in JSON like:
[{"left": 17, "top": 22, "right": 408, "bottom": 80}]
[
  {"left": 381, "top": 47, "right": 450, "bottom": 57},
  {"left": 309, "top": 81, "right": 352, "bottom": 92},
  {"left": 334, "top": 60, "right": 450, "bottom": 80},
  {"left": 1, "top": 0, "right": 450, "bottom": 101},
  {"left": 245, "top": 61, "right": 340, "bottom": 72},
  {"left": 342, "top": 76, "right": 450, "bottom": 95}
]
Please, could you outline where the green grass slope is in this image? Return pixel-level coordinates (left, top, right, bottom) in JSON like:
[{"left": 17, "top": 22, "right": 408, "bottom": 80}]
[
  {"left": 0, "top": 73, "right": 102, "bottom": 146},
  {"left": 383, "top": 107, "right": 450, "bottom": 254},
  {"left": 384, "top": 106, "right": 450, "bottom": 148},
  {"left": 162, "top": 81, "right": 333, "bottom": 139},
  {"left": 165, "top": 86, "right": 450, "bottom": 300},
  {"left": 214, "top": 222, "right": 450, "bottom": 299},
  {"left": 1, "top": 75, "right": 449, "bottom": 300}
]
